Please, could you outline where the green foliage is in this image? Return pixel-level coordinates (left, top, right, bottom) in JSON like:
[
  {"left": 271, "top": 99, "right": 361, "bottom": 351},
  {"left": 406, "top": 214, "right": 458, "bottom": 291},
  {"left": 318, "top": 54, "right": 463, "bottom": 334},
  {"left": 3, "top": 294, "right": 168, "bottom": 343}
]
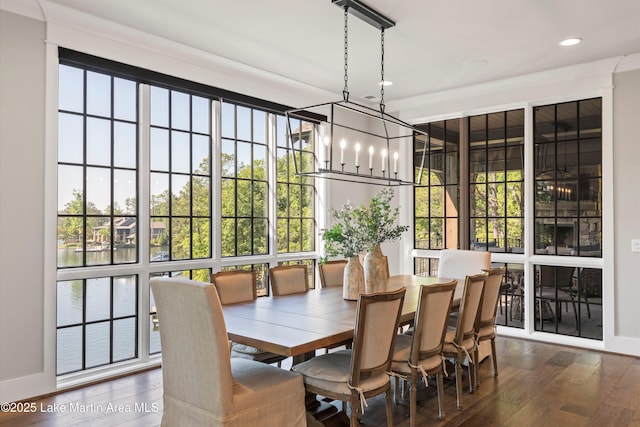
[
  {"left": 321, "top": 201, "right": 369, "bottom": 261},
  {"left": 321, "top": 188, "right": 409, "bottom": 262},
  {"left": 360, "top": 188, "right": 409, "bottom": 248}
]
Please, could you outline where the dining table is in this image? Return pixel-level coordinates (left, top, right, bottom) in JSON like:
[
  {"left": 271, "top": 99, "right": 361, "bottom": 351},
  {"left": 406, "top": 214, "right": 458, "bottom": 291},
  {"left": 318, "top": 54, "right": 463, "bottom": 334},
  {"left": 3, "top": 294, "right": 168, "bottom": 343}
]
[{"left": 221, "top": 274, "right": 463, "bottom": 362}]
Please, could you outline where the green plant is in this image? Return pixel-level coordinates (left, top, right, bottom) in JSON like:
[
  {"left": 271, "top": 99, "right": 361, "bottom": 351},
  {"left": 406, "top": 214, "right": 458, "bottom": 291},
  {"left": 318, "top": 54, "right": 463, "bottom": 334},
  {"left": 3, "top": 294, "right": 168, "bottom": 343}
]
[
  {"left": 320, "top": 201, "right": 369, "bottom": 262},
  {"left": 360, "top": 188, "right": 409, "bottom": 249},
  {"left": 320, "top": 188, "right": 409, "bottom": 262}
]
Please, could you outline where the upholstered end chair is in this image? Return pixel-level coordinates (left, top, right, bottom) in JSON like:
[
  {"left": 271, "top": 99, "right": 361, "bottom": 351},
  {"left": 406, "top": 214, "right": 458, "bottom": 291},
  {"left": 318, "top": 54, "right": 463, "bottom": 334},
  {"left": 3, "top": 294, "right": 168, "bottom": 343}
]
[
  {"left": 437, "top": 249, "right": 490, "bottom": 280},
  {"left": 150, "top": 277, "right": 307, "bottom": 427}
]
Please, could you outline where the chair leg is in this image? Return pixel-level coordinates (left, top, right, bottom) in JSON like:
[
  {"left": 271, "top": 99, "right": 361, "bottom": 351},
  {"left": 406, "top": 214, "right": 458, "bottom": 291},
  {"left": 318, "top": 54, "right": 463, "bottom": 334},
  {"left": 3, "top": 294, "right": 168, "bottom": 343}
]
[
  {"left": 473, "top": 345, "right": 480, "bottom": 390},
  {"left": 409, "top": 374, "right": 417, "bottom": 427},
  {"left": 436, "top": 372, "right": 445, "bottom": 420},
  {"left": 349, "top": 396, "right": 359, "bottom": 427},
  {"left": 491, "top": 337, "right": 498, "bottom": 377},
  {"left": 455, "top": 358, "right": 463, "bottom": 411},
  {"left": 386, "top": 389, "right": 394, "bottom": 427},
  {"left": 394, "top": 376, "right": 400, "bottom": 404}
]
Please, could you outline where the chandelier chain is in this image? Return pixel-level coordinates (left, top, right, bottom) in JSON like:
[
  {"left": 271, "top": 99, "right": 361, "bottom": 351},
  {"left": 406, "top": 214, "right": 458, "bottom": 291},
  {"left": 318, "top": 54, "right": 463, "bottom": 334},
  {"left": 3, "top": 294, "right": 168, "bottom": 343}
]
[
  {"left": 380, "top": 28, "right": 385, "bottom": 114},
  {"left": 343, "top": 7, "right": 349, "bottom": 101}
]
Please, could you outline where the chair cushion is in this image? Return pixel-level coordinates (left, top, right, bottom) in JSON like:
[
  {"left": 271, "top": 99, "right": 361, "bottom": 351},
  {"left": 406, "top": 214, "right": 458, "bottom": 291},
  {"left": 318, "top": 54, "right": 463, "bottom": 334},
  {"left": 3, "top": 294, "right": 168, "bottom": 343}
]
[
  {"left": 227, "top": 358, "right": 306, "bottom": 425},
  {"left": 476, "top": 325, "right": 496, "bottom": 340},
  {"left": 391, "top": 334, "right": 443, "bottom": 375},
  {"left": 442, "top": 330, "right": 475, "bottom": 355},
  {"left": 292, "top": 350, "right": 390, "bottom": 396},
  {"left": 231, "top": 343, "right": 265, "bottom": 355}
]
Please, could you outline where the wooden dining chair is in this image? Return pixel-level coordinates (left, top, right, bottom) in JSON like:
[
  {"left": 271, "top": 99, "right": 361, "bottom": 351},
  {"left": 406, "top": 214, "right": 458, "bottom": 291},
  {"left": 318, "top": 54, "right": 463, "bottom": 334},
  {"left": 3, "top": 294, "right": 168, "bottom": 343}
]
[
  {"left": 269, "top": 264, "right": 309, "bottom": 296},
  {"left": 150, "top": 277, "right": 307, "bottom": 426},
  {"left": 292, "top": 288, "right": 406, "bottom": 427},
  {"left": 211, "top": 270, "right": 286, "bottom": 366},
  {"left": 318, "top": 260, "right": 348, "bottom": 288},
  {"left": 473, "top": 266, "right": 506, "bottom": 388},
  {"left": 442, "top": 273, "right": 485, "bottom": 411},
  {"left": 390, "top": 279, "right": 457, "bottom": 425}
]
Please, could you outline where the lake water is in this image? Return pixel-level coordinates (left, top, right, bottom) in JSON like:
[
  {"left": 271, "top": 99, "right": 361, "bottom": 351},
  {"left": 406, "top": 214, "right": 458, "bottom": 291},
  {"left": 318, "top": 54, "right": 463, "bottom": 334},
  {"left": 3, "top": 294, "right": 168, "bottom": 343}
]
[{"left": 57, "top": 248, "right": 163, "bottom": 375}]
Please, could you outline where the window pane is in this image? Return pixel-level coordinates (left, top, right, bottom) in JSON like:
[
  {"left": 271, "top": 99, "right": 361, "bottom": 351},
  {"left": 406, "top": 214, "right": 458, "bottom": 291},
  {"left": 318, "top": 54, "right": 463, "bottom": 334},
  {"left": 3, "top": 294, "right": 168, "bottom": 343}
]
[
  {"left": 59, "top": 65, "right": 84, "bottom": 113},
  {"left": 86, "top": 277, "right": 110, "bottom": 322},
  {"left": 86, "top": 322, "right": 110, "bottom": 368},
  {"left": 171, "top": 174, "right": 190, "bottom": 216},
  {"left": 86, "top": 117, "right": 111, "bottom": 166},
  {"left": 86, "top": 71, "right": 111, "bottom": 117},
  {"left": 192, "top": 96, "right": 210, "bottom": 134},
  {"left": 57, "top": 327, "right": 82, "bottom": 375},
  {"left": 150, "top": 86, "right": 169, "bottom": 127},
  {"left": 113, "top": 276, "right": 136, "bottom": 317},
  {"left": 58, "top": 113, "right": 84, "bottom": 163},
  {"left": 113, "top": 77, "right": 136, "bottom": 121},
  {"left": 171, "top": 91, "right": 190, "bottom": 131},
  {"left": 86, "top": 167, "right": 111, "bottom": 214},
  {"left": 113, "top": 318, "right": 136, "bottom": 362},
  {"left": 113, "top": 121, "right": 137, "bottom": 169},
  {"left": 171, "top": 131, "right": 190, "bottom": 173},
  {"left": 57, "top": 280, "right": 83, "bottom": 327},
  {"left": 114, "top": 169, "right": 136, "bottom": 215}
]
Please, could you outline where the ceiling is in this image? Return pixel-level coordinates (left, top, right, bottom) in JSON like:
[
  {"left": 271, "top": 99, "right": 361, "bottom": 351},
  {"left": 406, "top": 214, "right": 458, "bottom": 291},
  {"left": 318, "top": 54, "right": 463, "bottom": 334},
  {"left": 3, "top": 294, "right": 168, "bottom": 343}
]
[{"left": 34, "top": 0, "right": 640, "bottom": 103}]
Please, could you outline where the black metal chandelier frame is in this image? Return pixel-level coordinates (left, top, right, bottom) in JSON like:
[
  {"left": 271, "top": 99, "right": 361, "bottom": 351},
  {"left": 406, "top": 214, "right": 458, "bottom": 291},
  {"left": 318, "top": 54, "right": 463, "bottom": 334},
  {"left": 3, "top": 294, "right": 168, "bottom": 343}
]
[{"left": 285, "top": 0, "right": 427, "bottom": 186}]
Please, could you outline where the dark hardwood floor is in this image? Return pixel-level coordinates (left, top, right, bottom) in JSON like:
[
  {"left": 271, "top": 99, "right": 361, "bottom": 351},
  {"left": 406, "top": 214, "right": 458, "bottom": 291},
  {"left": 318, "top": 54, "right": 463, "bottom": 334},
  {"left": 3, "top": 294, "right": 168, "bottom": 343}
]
[{"left": 2, "top": 337, "right": 639, "bottom": 426}]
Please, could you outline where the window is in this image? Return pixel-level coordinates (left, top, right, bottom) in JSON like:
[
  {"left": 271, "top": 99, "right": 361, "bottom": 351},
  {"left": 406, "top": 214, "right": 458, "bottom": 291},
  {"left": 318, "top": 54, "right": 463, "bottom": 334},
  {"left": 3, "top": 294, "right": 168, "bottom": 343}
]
[
  {"left": 277, "top": 114, "right": 316, "bottom": 254},
  {"left": 57, "top": 65, "right": 138, "bottom": 267},
  {"left": 413, "top": 119, "right": 460, "bottom": 275},
  {"left": 57, "top": 276, "right": 138, "bottom": 375},
  {"left": 221, "top": 101, "right": 269, "bottom": 257},
  {"left": 534, "top": 99, "right": 602, "bottom": 257},
  {"left": 150, "top": 87, "right": 212, "bottom": 261},
  {"left": 469, "top": 110, "right": 524, "bottom": 253}
]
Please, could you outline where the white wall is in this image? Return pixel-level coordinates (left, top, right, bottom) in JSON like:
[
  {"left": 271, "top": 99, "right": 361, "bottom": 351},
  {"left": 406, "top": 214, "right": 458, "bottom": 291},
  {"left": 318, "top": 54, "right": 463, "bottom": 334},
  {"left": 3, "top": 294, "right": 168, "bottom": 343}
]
[
  {"left": 612, "top": 69, "right": 640, "bottom": 341},
  {"left": 0, "top": 10, "right": 55, "bottom": 398}
]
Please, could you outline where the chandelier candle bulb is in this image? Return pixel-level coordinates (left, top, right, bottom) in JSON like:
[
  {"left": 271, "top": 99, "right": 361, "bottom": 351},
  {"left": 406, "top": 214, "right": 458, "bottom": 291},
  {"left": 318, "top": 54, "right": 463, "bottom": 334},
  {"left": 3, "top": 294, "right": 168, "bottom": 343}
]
[
  {"left": 355, "top": 143, "right": 361, "bottom": 167},
  {"left": 324, "top": 136, "right": 330, "bottom": 163},
  {"left": 368, "top": 146, "right": 374, "bottom": 169},
  {"left": 393, "top": 151, "right": 398, "bottom": 173},
  {"left": 340, "top": 139, "right": 346, "bottom": 164},
  {"left": 381, "top": 149, "right": 387, "bottom": 171}
]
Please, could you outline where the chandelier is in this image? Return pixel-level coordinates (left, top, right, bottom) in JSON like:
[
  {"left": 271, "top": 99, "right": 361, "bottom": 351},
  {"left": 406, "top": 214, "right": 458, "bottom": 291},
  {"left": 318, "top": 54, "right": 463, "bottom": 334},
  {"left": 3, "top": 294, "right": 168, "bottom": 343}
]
[{"left": 285, "top": 0, "right": 427, "bottom": 186}]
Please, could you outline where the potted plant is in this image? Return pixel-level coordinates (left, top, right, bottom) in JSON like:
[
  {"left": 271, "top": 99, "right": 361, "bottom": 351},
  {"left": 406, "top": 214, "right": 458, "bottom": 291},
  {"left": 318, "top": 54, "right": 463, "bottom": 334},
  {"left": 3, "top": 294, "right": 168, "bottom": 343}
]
[{"left": 321, "top": 201, "right": 369, "bottom": 300}]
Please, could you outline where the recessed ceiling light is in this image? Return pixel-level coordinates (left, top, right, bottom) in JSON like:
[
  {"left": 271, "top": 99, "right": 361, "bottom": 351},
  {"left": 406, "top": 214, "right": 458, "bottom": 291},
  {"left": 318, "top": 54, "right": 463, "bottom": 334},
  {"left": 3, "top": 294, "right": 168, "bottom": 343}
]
[
  {"left": 379, "top": 80, "right": 393, "bottom": 86},
  {"left": 559, "top": 37, "right": 582, "bottom": 47}
]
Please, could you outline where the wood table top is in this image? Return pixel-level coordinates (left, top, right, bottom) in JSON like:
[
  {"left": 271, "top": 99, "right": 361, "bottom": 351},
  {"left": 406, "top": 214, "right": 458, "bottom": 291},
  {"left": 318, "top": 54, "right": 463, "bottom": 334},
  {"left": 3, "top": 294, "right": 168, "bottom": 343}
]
[{"left": 222, "top": 274, "right": 461, "bottom": 357}]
